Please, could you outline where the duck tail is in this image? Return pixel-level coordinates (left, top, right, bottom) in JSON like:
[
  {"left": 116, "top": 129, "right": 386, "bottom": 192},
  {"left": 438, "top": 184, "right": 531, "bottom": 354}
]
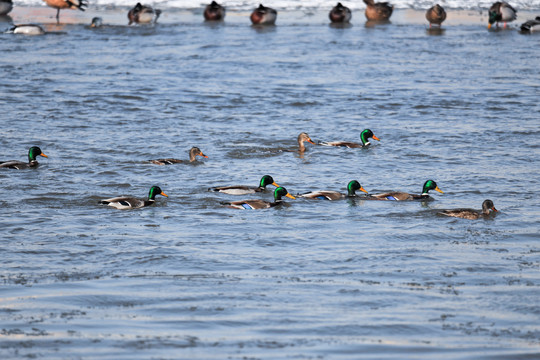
[{"left": 68, "top": 0, "right": 87, "bottom": 11}]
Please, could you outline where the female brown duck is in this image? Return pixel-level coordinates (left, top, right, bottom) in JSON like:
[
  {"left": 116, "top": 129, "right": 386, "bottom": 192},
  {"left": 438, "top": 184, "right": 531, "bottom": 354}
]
[
  {"left": 438, "top": 200, "right": 498, "bottom": 220},
  {"left": 149, "top": 147, "right": 208, "bottom": 165},
  {"left": 363, "top": 0, "right": 393, "bottom": 21}
]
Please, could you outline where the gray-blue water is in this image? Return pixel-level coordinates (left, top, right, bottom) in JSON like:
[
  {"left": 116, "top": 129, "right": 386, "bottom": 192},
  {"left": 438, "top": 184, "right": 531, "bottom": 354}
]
[{"left": 1, "top": 7, "right": 539, "bottom": 360}]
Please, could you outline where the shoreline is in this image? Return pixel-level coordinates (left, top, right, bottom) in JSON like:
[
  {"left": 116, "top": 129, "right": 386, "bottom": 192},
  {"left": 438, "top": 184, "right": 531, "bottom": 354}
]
[{"left": 2, "top": 6, "right": 538, "bottom": 28}]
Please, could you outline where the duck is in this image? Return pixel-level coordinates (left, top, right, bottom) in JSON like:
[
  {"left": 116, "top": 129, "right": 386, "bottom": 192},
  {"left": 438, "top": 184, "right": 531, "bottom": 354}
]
[
  {"left": 299, "top": 180, "right": 368, "bottom": 200},
  {"left": 363, "top": 0, "right": 393, "bottom": 21},
  {"left": 488, "top": 2, "right": 517, "bottom": 29},
  {"left": 128, "top": 3, "right": 162, "bottom": 25},
  {"left": 204, "top": 1, "right": 225, "bottom": 21},
  {"left": 319, "top": 129, "right": 380, "bottom": 148},
  {"left": 149, "top": 147, "right": 208, "bottom": 165},
  {"left": 42, "top": 0, "right": 87, "bottom": 24},
  {"left": 520, "top": 16, "right": 540, "bottom": 32},
  {"left": 298, "top": 132, "right": 316, "bottom": 152},
  {"left": 438, "top": 200, "right": 498, "bottom": 220},
  {"left": 90, "top": 17, "right": 103, "bottom": 28},
  {"left": 0, "top": 0, "right": 13, "bottom": 16},
  {"left": 209, "top": 175, "right": 280, "bottom": 195},
  {"left": 6, "top": 24, "right": 46, "bottom": 35},
  {"left": 367, "top": 180, "right": 443, "bottom": 201},
  {"left": 100, "top": 186, "right": 168, "bottom": 209},
  {"left": 250, "top": 4, "right": 277, "bottom": 25},
  {"left": 0, "top": 146, "right": 48, "bottom": 169},
  {"left": 426, "top": 4, "right": 446, "bottom": 28},
  {"left": 223, "top": 187, "right": 295, "bottom": 209},
  {"left": 329, "top": 2, "right": 352, "bottom": 24}
]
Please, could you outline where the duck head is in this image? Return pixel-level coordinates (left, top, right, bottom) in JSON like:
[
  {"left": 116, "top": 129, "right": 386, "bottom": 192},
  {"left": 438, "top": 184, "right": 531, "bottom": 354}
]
[
  {"left": 347, "top": 180, "right": 369, "bottom": 196},
  {"left": 422, "top": 180, "right": 443, "bottom": 195},
  {"left": 148, "top": 186, "right": 168, "bottom": 200},
  {"left": 274, "top": 186, "right": 295, "bottom": 201}
]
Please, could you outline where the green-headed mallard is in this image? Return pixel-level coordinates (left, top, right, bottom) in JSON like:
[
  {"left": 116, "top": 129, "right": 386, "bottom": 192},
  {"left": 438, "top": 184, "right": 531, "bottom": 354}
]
[
  {"left": 363, "top": 0, "right": 393, "bottom": 21},
  {"left": 100, "top": 185, "right": 168, "bottom": 209},
  {"left": 149, "top": 147, "right": 208, "bottom": 165},
  {"left": 426, "top": 4, "right": 446, "bottom": 28},
  {"left": 368, "top": 180, "right": 443, "bottom": 201},
  {"left": 128, "top": 2, "right": 162, "bottom": 25},
  {"left": 6, "top": 24, "right": 46, "bottom": 35},
  {"left": 250, "top": 4, "right": 277, "bottom": 25},
  {"left": 438, "top": 199, "right": 498, "bottom": 220},
  {"left": 42, "top": 0, "right": 87, "bottom": 24},
  {"left": 488, "top": 2, "right": 517, "bottom": 29},
  {"left": 0, "top": 146, "right": 48, "bottom": 169},
  {"left": 223, "top": 186, "right": 295, "bottom": 209},
  {"left": 204, "top": 1, "right": 225, "bottom": 21},
  {"left": 298, "top": 132, "right": 316, "bottom": 152},
  {"left": 299, "top": 180, "right": 368, "bottom": 200},
  {"left": 329, "top": 3, "right": 352, "bottom": 23},
  {"left": 209, "top": 175, "right": 280, "bottom": 195},
  {"left": 320, "top": 129, "right": 380, "bottom": 148}
]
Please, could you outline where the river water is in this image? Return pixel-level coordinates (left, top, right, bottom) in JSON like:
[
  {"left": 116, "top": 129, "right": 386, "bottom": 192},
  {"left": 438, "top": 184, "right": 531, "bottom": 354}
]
[{"left": 1, "top": 5, "right": 539, "bottom": 360}]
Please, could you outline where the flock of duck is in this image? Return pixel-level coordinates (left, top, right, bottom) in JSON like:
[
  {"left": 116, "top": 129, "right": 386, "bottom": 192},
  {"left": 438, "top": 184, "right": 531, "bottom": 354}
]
[
  {"left": 1, "top": 129, "right": 498, "bottom": 220},
  {"left": 1, "top": 0, "right": 540, "bottom": 34}
]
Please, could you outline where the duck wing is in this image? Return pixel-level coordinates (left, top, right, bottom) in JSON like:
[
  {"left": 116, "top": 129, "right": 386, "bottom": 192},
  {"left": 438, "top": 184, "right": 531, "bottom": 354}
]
[
  {"left": 369, "top": 192, "right": 413, "bottom": 201},
  {"left": 319, "top": 141, "right": 362, "bottom": 148},
  {"left": 149, "top": 158, "right": 185, "bottom": 165},
  {"left": 0, "top": 160, "right": 33, "bottom": 169},
  {"left": 209, "top": 185, "right": 260, "bottom": 195},
  {"left": 225, "top": 199, "right": 272, "bottom": 209},
  {"left": 100, "top": 196, "right": 146, "bottom": 209},
  {"left": 438, "top": 208, "right": 480, "bottom": 220},
  {"left": 299, "top": 191, "right": 344, "bottom": 200}
]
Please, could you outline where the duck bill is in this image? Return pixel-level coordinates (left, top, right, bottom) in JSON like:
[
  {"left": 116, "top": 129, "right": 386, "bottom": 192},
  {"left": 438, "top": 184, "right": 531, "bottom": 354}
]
[
  {"left": 488, "top": 23, "right": 492, "bottom": 29},
  {"left": 360, "top": 187, "right": 369, "bottom": 194},
  {"left": 307, "top": 138, "right": 316, "bottom": 145},
  {"left": 435, "top": 186, "right": 444, "bottom": 194},
  {"left": 272, "top": 182, "right": 280, "bottom": 188},
  {"left": 492, "top": 207, "right": 498, "bottom": 212},
  {"left": 285, "top": 193, "right": 296, "bottom": 199},
  {"left": 199, "top": 154, "right": 209, "bottom": 158},
  {"left": 40, "top": 152, "right": 48, "bottom": 158},
  {"left": 160, "top": 192, "right": 169, "bottom": 197},
  {"left": 372, "top": 135, "right": 380, "bottom": 141}
]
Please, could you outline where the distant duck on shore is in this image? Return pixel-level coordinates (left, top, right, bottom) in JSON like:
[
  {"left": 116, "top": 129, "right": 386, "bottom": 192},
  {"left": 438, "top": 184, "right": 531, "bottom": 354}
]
[
  {"left": 204, "top": 1, "right": 225, "bottom": 21},
  {"left": 42, "top": 0, "right": 87, "bottom": 24},
  {"left": 363, "top": 0, "right": 393, "bottom": 21},
  {"left": 488, "top": 1, "right": 517, "bottom": 29},
  {"left": 329, "top": 2, "right": 352, "bottom": 24},
  {"left": 425, "top": 4, "right": 447, "bottom": 28},
  {"left": 250, "top": 4, "right": 277, "bottom": 25},
  {"left": 128, "top": 3, "right": 162, "bottom": 25}
]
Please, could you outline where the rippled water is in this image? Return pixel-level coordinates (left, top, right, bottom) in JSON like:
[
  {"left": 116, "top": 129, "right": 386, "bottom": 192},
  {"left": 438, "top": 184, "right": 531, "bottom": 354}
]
[{"left": 1, "top": 8, "right": 539, "bottom": 360}]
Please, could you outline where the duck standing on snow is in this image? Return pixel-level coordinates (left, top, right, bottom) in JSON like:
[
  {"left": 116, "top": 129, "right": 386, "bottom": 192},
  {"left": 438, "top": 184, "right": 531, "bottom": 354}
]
[
  {"left": 204, "top": 1, "right": 225, "bottom": 21},
  {"left": 128, "top": 3, "right": 162, "bottom": 25},
  {"left": 250, "top": 4, "right": 277, "bottom": 25},
  {"left": 42, "top": 0, "right": 87, "bottom": 24},
  {"left": 363, "top": 0, "right": 393, "bottom": 21},
  {"left": 425, "top": 4, "right": 446, "bottom": 28},
  {"left": 329, "top": 3, "right": 352, "bottom": 24}
]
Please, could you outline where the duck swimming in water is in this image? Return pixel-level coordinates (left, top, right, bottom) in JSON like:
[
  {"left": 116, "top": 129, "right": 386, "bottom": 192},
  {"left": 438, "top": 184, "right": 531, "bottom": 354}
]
[
  {"left": 209, "top": 175, "right": 280, "bottom": 195},
  {"left": 42, "top": 0, "right": 87, "bottom": 24},
  {"left": 488, "top": 2, "right": 517, "bottom": 29},
  {"left": 128, "top": 3, "right": 162, "bottom": 25},
  {"left": 319, "top": 129, "right": 380, "bottom": 148},
  {"left": 368, "top": 180, "right": 443, "bottom": 201},
  {"left": 223, "top": 186, "right": 295, "bottom": 209},
  {"left": 298, "top": 132, "right": 316, "bottom": 152},
  {"left": 329, "top": 3, "right": 352, "bottom": 24},
  {"left": 438, "top": 199, "right": 498, "bottom": 220},
  {"left": 100, "top": 186, "right": 168, "bottom": 209},
  {"left": 520, "top": 16, "right": 540, "bottom": 32},
  {"left": 204, "top": 1, "right": 225, "bottom": 21},
  {"left": 250, "top": 4, "right": 277, "bottom": 25},
  {"left": 425, "top": 4, "right": 446, "bottom": 28},
  {"left": 149, "top": 147, "right": 208, "bottom": 165},
  {"left": 299, "top": 180, "right": 368, "bottom": 200},
  {"left": 6, "top": 24, "right": 46, "bottom": 35},
  {"left": 0, "top": 146, "right": 48, "bottom": 169},
  {"left": 363, "top": 0, "right": 393, "bottom": 21}
]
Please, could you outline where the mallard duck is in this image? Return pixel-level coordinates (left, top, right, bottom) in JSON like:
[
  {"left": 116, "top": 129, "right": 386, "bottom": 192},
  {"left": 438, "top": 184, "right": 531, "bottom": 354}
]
[
  {"left": 298, "top": 132, "right": 316, "bottom": 152},
  {"left": 42, "top": 0, "right": 87, "bottom": 24},
  {"left": 488, "top": 2, "right": 517, "bottom": 29},
  {"left": 250, "top": 4, "right": 277, "bottom": 25},
  {"left": 299, "top": 180, "right": 368, "bottom": 200},
  {"left": 438, "top": 200, "right": 498, "bottom": 220},
  {"left": 223, "top": 187, "right": 295, "bottom": 209},
  {"left": 100, "top": 186, "right": 168, "bottom": 209},
  {"left": 90, "top": 17, "right": 103, "bottom": 28},
  {"left": 6, "top": 24, "right": 46, "bottom": 35},
  {"left": 363, "top": 0, "right": 393, "bottom": 21},
  {"left": 319, "top": 129, "right": 380, "bottom": 148},
  {"left": 0, "top": 146, "right": 48, "bottom": 169},
  {"left": 426, "top": 4, "right": 446, "bottom": 28},
  {"left": 329, "top": 3, "right": 352, "bottom": 24},
  {"left": 209, "top": 175, "right": 280, "bottom": 195},
  {"left": 0, "top": 0, "right": 13, "bottom": 16},
  {"left": 520, "top": 16, "right": 540, "bottom": 32},
  {"left": 368, "top": 180, "right": 443, "bottom": 201},
  {"left": 149, "top": 147, "right": 208, "bottom": 165},
  {"left": 128, "top": 3, "right": 162, "bottom": 25},
  {"left": 204, "top": 1, "right": 225, "bottom": 21}
]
